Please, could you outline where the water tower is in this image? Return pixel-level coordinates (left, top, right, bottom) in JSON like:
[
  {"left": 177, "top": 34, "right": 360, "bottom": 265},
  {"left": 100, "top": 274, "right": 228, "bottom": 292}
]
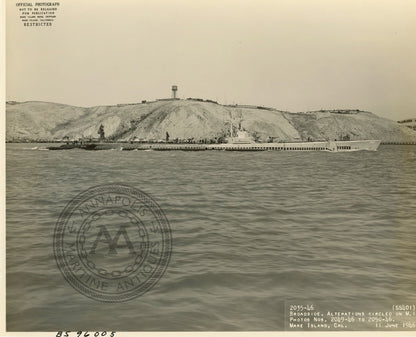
[{"left": 172, "top": 85, "right": 178, "bottom": 99}]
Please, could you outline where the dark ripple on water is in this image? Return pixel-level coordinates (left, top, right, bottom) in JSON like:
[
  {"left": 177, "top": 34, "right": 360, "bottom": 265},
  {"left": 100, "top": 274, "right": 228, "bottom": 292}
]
[{"left": 6, "top": 144, "right": 416, "bottom": 330}]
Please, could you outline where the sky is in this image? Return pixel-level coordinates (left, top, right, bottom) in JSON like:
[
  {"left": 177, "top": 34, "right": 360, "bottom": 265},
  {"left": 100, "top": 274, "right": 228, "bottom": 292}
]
[{"left": 6, "top": 0, "right": 416, "bottom": 120}]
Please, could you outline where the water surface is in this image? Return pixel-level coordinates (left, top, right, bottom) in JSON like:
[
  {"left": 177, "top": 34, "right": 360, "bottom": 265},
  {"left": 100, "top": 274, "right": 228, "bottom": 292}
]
[{"left": 6, "top": 144, "right": 416, "bottom": 330}]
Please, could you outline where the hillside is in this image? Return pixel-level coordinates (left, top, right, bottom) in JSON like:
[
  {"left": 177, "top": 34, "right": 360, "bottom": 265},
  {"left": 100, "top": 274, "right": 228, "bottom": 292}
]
[
  {"left": 6, "top": 100, "right": 416, "bottom": 143},
  {"left": 287, "top": 110, "right": 416, "bottom": 143}
]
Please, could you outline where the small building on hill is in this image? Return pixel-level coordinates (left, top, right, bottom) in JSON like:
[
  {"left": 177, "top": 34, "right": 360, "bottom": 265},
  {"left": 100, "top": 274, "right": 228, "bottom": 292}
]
[{"left": 398, "top": 118, "right": 416, "bottom": 131}]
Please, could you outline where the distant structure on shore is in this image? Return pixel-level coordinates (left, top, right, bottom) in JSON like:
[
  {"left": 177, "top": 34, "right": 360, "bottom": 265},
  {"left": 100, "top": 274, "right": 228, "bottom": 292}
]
[
  {"left": 98, "top": 124, "right": 105, "bottom": 140},
  {"left": 398, "top": 118, "right": 416, "bottom": 131},
  {"left": 172, "top": 85, "right": 178, "bottom": 99}
]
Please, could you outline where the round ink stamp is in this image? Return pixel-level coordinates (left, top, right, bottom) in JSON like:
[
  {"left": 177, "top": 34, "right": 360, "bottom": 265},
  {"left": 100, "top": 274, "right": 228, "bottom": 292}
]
[{"left": 53, "top": 184, "right": 172, "bottom": 302}]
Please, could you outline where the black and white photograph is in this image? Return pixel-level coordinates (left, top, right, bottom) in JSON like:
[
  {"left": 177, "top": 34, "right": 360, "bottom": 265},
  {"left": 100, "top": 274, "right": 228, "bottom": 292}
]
[{"left": 2, "top": 0, "right": 416, "bottom": 334}]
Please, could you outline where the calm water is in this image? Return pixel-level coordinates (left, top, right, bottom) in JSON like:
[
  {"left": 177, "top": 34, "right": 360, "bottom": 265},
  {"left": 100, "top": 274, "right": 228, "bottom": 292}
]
[{"left": 6, "top": 144, "right": 416, "bottom": 331}]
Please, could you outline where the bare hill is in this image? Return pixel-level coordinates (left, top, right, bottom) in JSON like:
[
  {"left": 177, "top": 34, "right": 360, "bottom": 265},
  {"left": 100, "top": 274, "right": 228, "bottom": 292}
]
[
  {"left": 287, "top": 110, "right": 416, "bottom": 143},
  {"left": 6, "top": 100, "right": 416, "bottom": 143}
]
